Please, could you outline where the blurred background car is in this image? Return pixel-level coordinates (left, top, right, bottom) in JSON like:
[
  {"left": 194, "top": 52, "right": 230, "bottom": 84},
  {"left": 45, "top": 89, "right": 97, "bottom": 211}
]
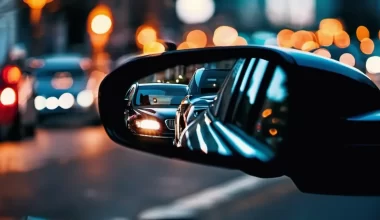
[
  {"left": 0, "top": 62, "right": 37, "bottom": 141},
  {"left": 29, "top": 54, "right": 100, "bottom": 125},
  {"left": 124, "top": 83, "right": 188, "bottom": 145},
  {"left": 174, "top": 67, "right": 230, "bottom": 145}
]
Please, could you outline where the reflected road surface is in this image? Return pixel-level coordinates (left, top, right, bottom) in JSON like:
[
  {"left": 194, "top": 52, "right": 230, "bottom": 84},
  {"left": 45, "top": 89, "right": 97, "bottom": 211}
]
[{"left": 0, "top": 125, "right": 242, "bottom": 219}]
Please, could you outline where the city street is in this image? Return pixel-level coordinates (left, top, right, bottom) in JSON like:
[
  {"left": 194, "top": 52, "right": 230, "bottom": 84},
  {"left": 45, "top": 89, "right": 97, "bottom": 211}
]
[
  {"left": 0, "top": 123, "right": 242, "bottom": 219},
  {"left": 1, "top": 122, "right": 380, "bottom": 220}
]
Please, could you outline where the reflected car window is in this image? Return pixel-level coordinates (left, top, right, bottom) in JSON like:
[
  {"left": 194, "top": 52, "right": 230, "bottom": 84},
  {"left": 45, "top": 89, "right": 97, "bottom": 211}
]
[
  {"left": 189, "top": 69, "right": 230, "bottom": 95},
  {"left": 134, "top": 86, "right": 187, "bottom": 106},
  {"left": 212, "top": 58, "right": 247, "bottom": 119},
  {"left": 253, "top": 66, "right": 289, "bottom": 151}
]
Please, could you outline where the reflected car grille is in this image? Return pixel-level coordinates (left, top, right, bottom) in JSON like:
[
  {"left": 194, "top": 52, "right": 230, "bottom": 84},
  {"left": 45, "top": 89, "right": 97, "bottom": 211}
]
[{"left": 165, "top": 119, "right": 175, "bottom": 130}]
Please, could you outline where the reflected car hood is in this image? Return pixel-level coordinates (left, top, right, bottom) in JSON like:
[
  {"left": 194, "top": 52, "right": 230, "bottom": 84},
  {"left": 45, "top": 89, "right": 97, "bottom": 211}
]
[
  {"left": 135, "top": 107, "right": 177, "bottom": 120},
  {"left": 35, "top": 76, "right": 88, "bottom": 97}
]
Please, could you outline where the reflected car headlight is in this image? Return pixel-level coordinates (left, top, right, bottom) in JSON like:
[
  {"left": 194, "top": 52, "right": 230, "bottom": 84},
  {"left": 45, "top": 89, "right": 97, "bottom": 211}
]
[
  {"left": 136, "top": 119, "right": 160, "bottom": 130},
  {"left": 77, "top": 90, "right": 94, "bottom": 107}
]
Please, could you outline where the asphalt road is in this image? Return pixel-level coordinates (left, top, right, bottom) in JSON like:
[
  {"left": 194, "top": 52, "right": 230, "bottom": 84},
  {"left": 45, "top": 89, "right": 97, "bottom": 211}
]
[
  {"left": 2, "top": 122, "right": 380, "bottom": 220},
  {"left": 0, "top": 124, "right": 243, "bottom": 219},
  {"left": 199, "top": 176, "right": 380, "bottom": 220}
]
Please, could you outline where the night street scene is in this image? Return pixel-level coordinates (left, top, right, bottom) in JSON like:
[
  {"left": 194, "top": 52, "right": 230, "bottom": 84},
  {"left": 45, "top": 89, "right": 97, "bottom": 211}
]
[{"left": 1, "top": 0, "right": 380, "bottom": 219}]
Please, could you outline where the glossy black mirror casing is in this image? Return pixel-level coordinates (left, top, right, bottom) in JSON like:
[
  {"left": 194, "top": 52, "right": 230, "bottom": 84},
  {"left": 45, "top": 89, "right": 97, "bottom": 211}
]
[
  {"left": 99, "top": 46, "right": 293, "bottom": 174},
  {"left": 99, "top": 46, "right": 380, "bottom": 195}
]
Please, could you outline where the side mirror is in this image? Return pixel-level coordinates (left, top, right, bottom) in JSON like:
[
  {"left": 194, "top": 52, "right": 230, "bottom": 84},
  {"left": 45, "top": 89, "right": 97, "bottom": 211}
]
[{"left": 99, "top": 46, "right": 380, "bottom": 195}]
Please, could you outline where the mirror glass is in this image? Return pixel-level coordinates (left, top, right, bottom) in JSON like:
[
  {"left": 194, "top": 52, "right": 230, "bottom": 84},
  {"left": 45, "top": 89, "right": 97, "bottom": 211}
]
[
  {"left": 123, "top": 58, "right": 236, "bottom": 148},
  {"left": 176, "top": 57, "right": 289, "bottom": 163}
]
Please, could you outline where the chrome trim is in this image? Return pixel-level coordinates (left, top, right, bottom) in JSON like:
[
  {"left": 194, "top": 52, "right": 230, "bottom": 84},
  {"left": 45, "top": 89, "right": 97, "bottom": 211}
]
[{"left": 165, "top": 119, "right": 175, "bottom": 130}]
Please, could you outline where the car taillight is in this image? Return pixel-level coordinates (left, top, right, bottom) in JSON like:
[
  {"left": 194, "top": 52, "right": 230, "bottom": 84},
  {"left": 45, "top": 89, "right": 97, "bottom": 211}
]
[
  {"left": 0, "top": 87, "right": 16, "bottom": 106},
  {"left": 2, "top": 65, "right": 21, "bottom": 84}
]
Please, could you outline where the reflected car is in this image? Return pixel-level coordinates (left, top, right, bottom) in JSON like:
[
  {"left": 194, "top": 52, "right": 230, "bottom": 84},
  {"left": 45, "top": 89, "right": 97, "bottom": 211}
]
[
  {"left": 0, "top": 64, "right": 37, "bottom": 141},
  {"left": 124, "top": 83, "right": 188, "bottom": 145},
  {"left": 174, "top": 68, "right": 230, "bottom": 145},
  {"left": 31, "top": 54, "right": 99, "bottom": 124}
]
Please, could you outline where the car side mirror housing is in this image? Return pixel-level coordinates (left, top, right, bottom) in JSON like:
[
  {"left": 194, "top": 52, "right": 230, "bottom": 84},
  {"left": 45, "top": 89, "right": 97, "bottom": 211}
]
[{"left": 99, "top": 46, "right": 380, "bottom": 196}]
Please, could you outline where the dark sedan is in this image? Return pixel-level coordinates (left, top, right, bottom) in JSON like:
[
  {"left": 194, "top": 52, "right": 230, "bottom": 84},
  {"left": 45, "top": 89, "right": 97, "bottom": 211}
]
[
  {"left": 174, "top": 68, "right": 229, "bottom": 145},
  {"left": 31, "top": 54, "right": 99, "bottom": 124},
  {"left": 124, "top": 83, "right": 188, "bottom": 145}
]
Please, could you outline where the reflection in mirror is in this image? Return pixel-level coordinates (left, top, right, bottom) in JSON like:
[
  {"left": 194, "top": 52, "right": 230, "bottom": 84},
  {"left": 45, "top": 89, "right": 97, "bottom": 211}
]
[
  {"left": 253, "top": 66, "right": 288, "bottom": 151},
  {"left": 123, "top": 59, "right": 237, "bottom": 147},
  {"left": 177, "top": 59, "right": 288, "bottom": 166}
]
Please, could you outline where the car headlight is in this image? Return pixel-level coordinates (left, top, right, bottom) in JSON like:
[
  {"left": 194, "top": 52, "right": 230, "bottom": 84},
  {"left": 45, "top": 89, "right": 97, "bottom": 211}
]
[
  {"left": 136, "top": 119, "right": 160, "bottom": 130},
  {"left": 77, "top": 90, "right": 94, "bottom": 107}
]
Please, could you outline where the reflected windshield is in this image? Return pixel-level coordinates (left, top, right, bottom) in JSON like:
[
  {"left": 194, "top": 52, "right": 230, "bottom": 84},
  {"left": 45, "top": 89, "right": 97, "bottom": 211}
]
[{"left": 134, "top": 85, "right": 187, "bottom": 106}]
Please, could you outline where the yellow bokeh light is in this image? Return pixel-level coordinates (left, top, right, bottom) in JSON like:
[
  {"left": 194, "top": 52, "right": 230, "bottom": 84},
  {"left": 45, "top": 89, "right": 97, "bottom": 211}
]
[
  {"left": 291, "top": 30, "right": 314, "bottom": 50},
  {"left": 356, "top": 26, "right": 370, "bottom": 42},
  {"left": 339, "top": 53, "right": 355, "bottom": 66},
  {"left": 91, "top": 14, "right": 112, "bottom": 35},
  {"left": 360, "top": 38, "right": 375, "bottom": 55},
  {"left": 136, "top": 26, "right": 157, "bottom": 48},
  {"left": 313, "top": 48, "right": 331, "bottom": 58},
  {"left": 24, "top": 0, "right": 53, "bottom": 9},
  {"left": 333, "top": 30, "right": 350, "bottom": 48},
  {"left": 233, "top": 36, "right": 248, "bottom": 46},
  {"left": 319, "top": 18, "right": 343, "bottom": 34},
  {"left": 316, "top": 30, "right": 333, "bottom": 47},
  {"left": 213, "top": 26, "right": 238, "bottom": 46},
  {"left": 277, "top": 29, "right": 294, "bottom": 48},
  {"left": 186, "top": 30, "right": 207, "bottom": 48},
  {"left": 301, "top": 41, "right": 319, "bottom": 52},
  {"left": 143, "top": 42, "right": 165, "bottom": 54}
]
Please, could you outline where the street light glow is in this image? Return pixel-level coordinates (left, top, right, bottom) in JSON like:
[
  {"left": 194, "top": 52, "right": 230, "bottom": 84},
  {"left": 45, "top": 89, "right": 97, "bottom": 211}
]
[
  {"left": 91, "top": 14, "right": 112, "bottom": 35},
  {"left": 175, "top": 0, "right": 215, "bottom": 24}
]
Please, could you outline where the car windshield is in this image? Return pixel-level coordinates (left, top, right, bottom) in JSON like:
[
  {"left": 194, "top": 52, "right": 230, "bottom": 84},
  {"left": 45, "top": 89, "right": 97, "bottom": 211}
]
[
  {"left": 190, "top": 69, "right": 230, "bottom": 95},
  {"left": 34, "top": 68, "right": 86, "bottom": 78},
  {"left": 134, "top": 86, "right": 187, "bottom": 106}
]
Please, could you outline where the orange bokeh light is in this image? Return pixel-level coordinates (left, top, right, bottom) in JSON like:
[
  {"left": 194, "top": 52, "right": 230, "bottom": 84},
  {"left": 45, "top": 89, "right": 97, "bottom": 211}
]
[
  {"left": 143, "top": 42, "right": 165, "bottom": 54},
  {"left": 333, "top": 31, "right": 350, "bottom": 48},
  {"left": 136, "top": 25, "right": 157, "bottom": 49},
  {"left": 213, "top": 26, "right": 238, "bottom": 46},
  {"left": 291, "top": 30, "right": 315, "bottom": 50},
  {"left": 177, "top": 42, "right": 198, "bottom": 50},
  {"left": 319, "top": 18, "right": 343, "bottom": 34},
  {"left": 356, "top": 26, "right": 369, "bottom": 42},
  {"left": 339, "top": 53, "right": 355, "bottom": 66},
  {"left": 87, "top": 5, "right": 113, "bottom": 34},
  {"left": 277, "top": 29, "right": 294, "bottom": 48},
  {"left": 360, "top": 38, "right": 375, "bottom": 55},
  {"left": 301, "top": 41, "right": 320, "bottom": 52},
  {"left": 186, "top": 30, "right": 207, "bottom": 48},
  {"left": 24, "top": 0, "right": 53, "bottom": 9},
  {"left": 3, "top": 66, "right": 22, "bottom": 84},
  {"left": 316, "top": 30, "right": 334, "bottom": 47},
  {"left": 313, "top": 48, "right": 331, "bottom": 58},
  {"left": 233, "top": 36, "right": 248, "bottom": 46}
]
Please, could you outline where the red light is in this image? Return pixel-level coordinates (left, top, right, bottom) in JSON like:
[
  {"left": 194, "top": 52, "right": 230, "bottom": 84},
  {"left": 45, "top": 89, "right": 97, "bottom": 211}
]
[{"left": 2, "top": 65, "right": 21, "bottom": 84}]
